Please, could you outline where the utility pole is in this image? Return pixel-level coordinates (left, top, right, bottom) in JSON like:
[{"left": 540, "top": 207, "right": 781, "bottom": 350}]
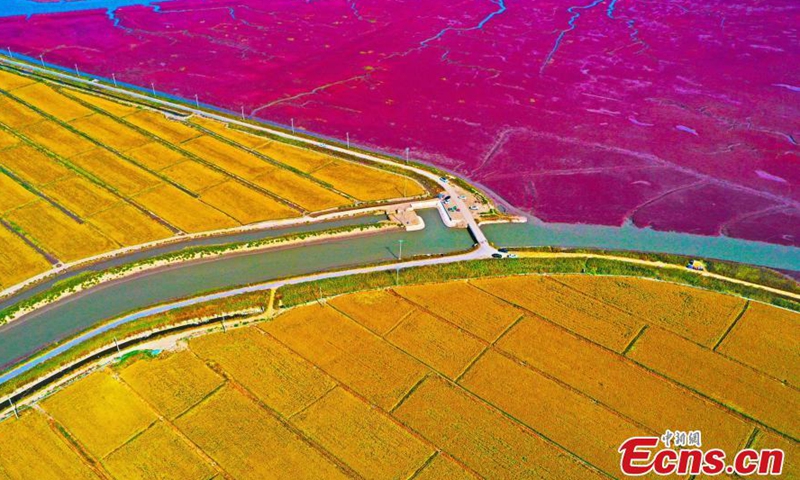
[
  {"left": 112, "top": 72, "right": 117, "bottom": 87},
  {"left": 403, "top": 147, "right": 410, "bottom": 198},
  {"left": 74, "top": 64, "right": 80, "bottom": 76},
  {"left": 398, "top": 238, "right": 404, "bottom": 261},
  {"left": 9, "top": 399, "right": 18, "bottom": 419},
  {"left": 113, "top": 337, "right": 121, "bottom": 354},
  {"left": 346, "top": 132, "right": 350, "bottom": 148},
  {"left": 291, "top": 118, "right": 295, "bottom": 134},
  {"left": 194, "top": 93, "right": 200, "bottom": 108},
  {"left": 38, "top": 54, "right": 44, "bottom": 67},
  {"left": 151, "top": 82, "right": 156, "bottom": 96},
  {"left": 241, "top": 106, "right": 245, "bottom": 120}
]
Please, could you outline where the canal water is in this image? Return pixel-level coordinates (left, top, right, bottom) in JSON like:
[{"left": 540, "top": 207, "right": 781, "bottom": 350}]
[
  {"left": 0, "top": 209, "right": 473, "bottom": 369},
  {"left": 0, "top": 0, "right": 171, "bottom": 18},
  {"left": 483, "top": 219, "right": 800, "bottom": 271}
]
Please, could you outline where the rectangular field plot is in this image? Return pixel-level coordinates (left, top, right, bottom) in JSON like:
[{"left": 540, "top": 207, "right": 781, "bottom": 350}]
[
  {"left": 414, "top": 454, "right": 479, "bottom": 480},
  {"left": 175, "top": 386, "right": 349, "bottom": 480},
  {"left": 70, "top": 114, "right": 151, "bottom": 152},
  {"left": 314, "top": 160, "right": 425, "bottom": 201},
  {"left": 255, "top": 141, "right": 335, "bottom": 172},
  {"left": 120, "top": 351, "right": 223, "bottom": 419},
  {"left": 558, "top": 276, "right": 746, "bottom": 346},
  {"left": 89, "top": 204, "right": 172, "bottom": 246},
  {"left": 22, "top": 120, "right": 96, "bottom": 159},
  {"left": 103, "top": 421, "right": 215, "bottom": 480},
  {"left": 126, "top": 142, "right": 188, "bottom": 171},
  {"left": 134, "top": 184, "right": 238, "bottom": 233},
  {"left": 162, "top": 160, "right": 228, "bottom": 193},
  {"left": 262, "top": 303, "right": 428, "bottom": 410},
  {"left": 0, "top": 69, "right": 36, "bottom": 90},
  {"left": 0, "top": 225, "right": 52, "bottom": 289},
  {"left": 386, "top": 309, "right": 486, "bottom": 379},
  {"left": 0, "top": 95, "right": 43, "bottom": 129},
  {"left": 62, "top": 89, "right": 140, "bottom": 117},
  {"left": 473, "top": 275, "right": 643, "bottom": 352},
  {"left": 496, "top": 316, "right": 753, "bottom": 453},
  {"left": 12, "top": 83, "right": 94, "bottom": 121},
  {"left": 0, "top": 128, "right": 19, "bottom": 150},
  {"left": 394, "top": 376, "right": 602, "bottom": 479},
  {"left": 42, "top": 371, "right": 157, "bottom": 458},
  {"left": 124, "top": 110, "right": 201, "bottom": 144},
  {"left": 200, "top": 181, "right": 299, "bottom": 224},
  {"left": 0, "top": 411, "right": 99, "bottom": 480},
  {"left": 194, "top": 119, "right": 271, "bottom": 149},
  {"left": 0, "top": 172, "right": 38, "bottom": 213},
  {"left": 0, "top": 145, "right": 74, "bottom": 186},
  {"left": 717, "top": 302, "right": 800, "bottom": 386},
  {"left": 7, "top": 202, "right": 117, "bottom": 262},
  {"left": 329, "top": 289, "right": 417, "bottom": 335},
  {"left": 41, "top": 176, "right": 119, "bottom": 218},
  {"left": 460, "top": 350, "right": 648, "bottom": 477},
  {"left": 69, "top": 149, "right": 161, "bottom": 195},
  {"left": 397, "top": 281, "right": 522, "bottom": 341},
  {"left": 292, "top": 387, "right": 433, "bottom": 479},
  {"left": 251, "top": 167, "right": 350, "bottom": 211},
  {"left": 190, "top": 328, "right": 335, "bottom": 417},
  {"left": 627, "top": 326, "right": 800, "bottom": 439},
  {"left": 181, "top": 136, "right": 274, "bottom": 179}
]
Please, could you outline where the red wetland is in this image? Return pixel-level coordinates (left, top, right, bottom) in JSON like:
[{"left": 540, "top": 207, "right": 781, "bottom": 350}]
[{"left": 1, "top": 0, "right": 798, "bottom": 245}]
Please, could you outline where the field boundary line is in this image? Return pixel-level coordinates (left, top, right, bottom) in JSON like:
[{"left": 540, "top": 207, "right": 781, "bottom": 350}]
[
  {"left": 712, "top": 301, "right": 749, "bottom": 351},
  {"left": 407, "top": 451, "right": 440, "bottom": 480},
  {"left": 389, "top": 374, "right": 430, "bottom": 414},
  {"left": 621, "top": 325, "right": 649, "bottom": 356}
]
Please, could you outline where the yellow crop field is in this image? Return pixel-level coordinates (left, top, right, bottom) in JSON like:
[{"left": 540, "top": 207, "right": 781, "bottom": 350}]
[
  {"left": 717, "top": 302, "right": 800, "bottom": 386},
  {"left": 22, "top": 120, "right": 97, "bottom": 159},
  {"left": 63, "top": 89, "right": 140, "bottom": 117},
  {"left": 0, "top": 411, "right": 99, "bottom": 480},
  {"left": 0, "top": 68, "right": 35, "bottom": 90},
  {"left": 751, "top": 431, "right": 798, "bottom": 479},
  {"left": 123, "top": 110, "right": 202, "bottom": 144},
  {"left": 69, "top": 149, "right": 161, "bottom": 195},
  {"left": 293, "top": 387, "right": 433, "bottom": 479},
  {"left": 70, "top": 114, "right": 151, "bottom": 152},
  {"left": 313, "top": 159, "right": 425, "bottom": 201},
  {"left": 473, "top": 276, "right": 643, "bottom": 352},
  {"left": 11, "top": 83, "right": 94, "bottom": 121},
  {"left": 195, "top": 119, "right": 271, "bottom": 149},
  {"left": 496, "top": 316, "right": 753, "bottom": 453},
  {"left": 103, "top": 421, "right": 215, "bottom": 480},
  {"left": 162, "top": 160, "right": 228, "bottom": 193},
  {"left": 7, "top": 202, "right": 118, "bottom": 262},
  {"left": 134, "top": 184, "right": 238, "bottom": 233},
  {"left": 126, "top": 142, "right": 188, "bottom": 171},
  {"left": 0, "top": 172, "right": 38, "bottom": 213},
  {"left": 255, "top": 140, "right": 335, "bottom": 172},
  {"left": 41, "top": 176, "right": 119, "bottom": 217},
  {"left": 251, "top": 166, "right": 351, "bottom": 211},
  {"left": 397, "top": 281, "right": 522, "bottom": 341},
  {"left": 460, "top": 349, "right": 648, "bottom": 476},
  {"left": 0, "top": 95, "right": 43, "bottom": 129},
  {"left": 175, "top": 386, "right": 349, "bottom": 480},
  {"left": 627, "top": 326, "right": 799, "bottom": 439},
  {"left": 262, "top": 303, "right": 428, "bottom": 409},
  {"left": 386, "top": 309, "right": 485, "bottom": 379},
  {"left": 42, "top": 371, "right": 157, "bottom": 458},
  {"left": 88, "top": 203, "right": 173, "bottom": 246},
  {"left": 559, "top": 276, "right": 746, "bottom": 346},
  {"left": 329, "top": 289, "right": 417, "bottom": 335},
  {"left": 0, "top": 226, "right": 51, "bottom": 288},
  {"left": 120, "top": 350, "right": 223, "bottom": 419},
  {"left": 200, "top": 180, "right": 299, "bottom": 224},
  {"left": 394, "top": 376, "right": 603, "bottom": 479},
  {"left": 190, "top": 328, "right": 335, "bottom": 417},
  {"left": 414, "top": 454, "right": 479, "bottom": 480},
  {"left": 0, "top": 145, "right": 74, "bottom": 186},
  {"left": 182, "top": 136, "right": 273, "bottom": 179},
  {"left": 0, "top": 128, "right": 19, "bottom": 150}
]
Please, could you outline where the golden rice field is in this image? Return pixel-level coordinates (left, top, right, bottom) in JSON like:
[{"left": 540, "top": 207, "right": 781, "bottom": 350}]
[
  {"left": 1, "top": 274, "right": 796, "bottom": 479},
  {"left": 0, "top": 67, "right": 427, "bottom": 290}
]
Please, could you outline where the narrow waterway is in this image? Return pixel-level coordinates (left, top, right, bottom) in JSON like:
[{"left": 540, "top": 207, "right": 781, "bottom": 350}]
[{"left": 0, "top": 209, "right": 473, "bottom": 370}]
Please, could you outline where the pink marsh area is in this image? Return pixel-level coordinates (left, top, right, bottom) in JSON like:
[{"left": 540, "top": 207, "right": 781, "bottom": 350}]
[{"left": 1, "top": 0, "right": 797, "bottom": 246}]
